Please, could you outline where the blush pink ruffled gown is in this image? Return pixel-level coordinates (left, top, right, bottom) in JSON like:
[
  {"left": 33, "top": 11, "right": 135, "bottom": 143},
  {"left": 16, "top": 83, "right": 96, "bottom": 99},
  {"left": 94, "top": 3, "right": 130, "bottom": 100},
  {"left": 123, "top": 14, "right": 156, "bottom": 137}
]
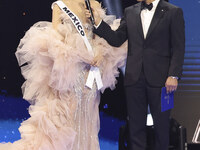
[{"left": 0, "top": 4, "right": 127, "bottom": 150}]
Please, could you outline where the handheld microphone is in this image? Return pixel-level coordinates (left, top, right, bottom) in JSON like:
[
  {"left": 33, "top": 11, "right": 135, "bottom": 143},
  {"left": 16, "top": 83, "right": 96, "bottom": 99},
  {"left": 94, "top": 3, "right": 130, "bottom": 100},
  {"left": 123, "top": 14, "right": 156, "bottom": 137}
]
[{"left": 85, "top": 0, "right": 95, "bottom": 25}]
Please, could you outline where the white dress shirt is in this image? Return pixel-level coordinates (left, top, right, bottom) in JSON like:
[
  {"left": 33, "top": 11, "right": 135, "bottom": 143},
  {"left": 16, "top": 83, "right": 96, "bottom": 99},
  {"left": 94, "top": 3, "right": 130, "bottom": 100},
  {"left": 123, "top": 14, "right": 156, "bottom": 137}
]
[{"left": 141, "top": 0, "right": 160, "bottom": 39}]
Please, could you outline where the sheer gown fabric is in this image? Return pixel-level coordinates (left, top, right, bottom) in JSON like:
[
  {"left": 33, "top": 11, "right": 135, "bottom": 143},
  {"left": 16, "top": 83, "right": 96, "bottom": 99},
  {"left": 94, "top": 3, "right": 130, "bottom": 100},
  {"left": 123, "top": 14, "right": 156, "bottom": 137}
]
[{"left": 0, "top": 1, "right": 127, "bottom": 150}]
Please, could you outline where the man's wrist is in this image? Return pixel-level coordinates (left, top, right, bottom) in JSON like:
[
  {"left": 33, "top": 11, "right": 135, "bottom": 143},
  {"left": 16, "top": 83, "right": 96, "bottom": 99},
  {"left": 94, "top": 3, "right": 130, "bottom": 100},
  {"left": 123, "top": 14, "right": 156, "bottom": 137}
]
[
  {"left": 94, "top": 20, "right": 102, "bottom": 29},
  {"left": 169, "top": 76, "right": 179, "bottom": 80}
]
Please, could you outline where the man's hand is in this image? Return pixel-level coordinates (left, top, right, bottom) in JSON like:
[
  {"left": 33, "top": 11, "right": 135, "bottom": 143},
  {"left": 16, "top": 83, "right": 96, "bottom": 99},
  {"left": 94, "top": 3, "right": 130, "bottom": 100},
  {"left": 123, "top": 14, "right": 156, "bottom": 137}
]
[
  {"left": 165, "top": 76, "right": 178, "bottom": 93},
  {"left": 85, "top": 1, "right": 102, "bottom": 26}
]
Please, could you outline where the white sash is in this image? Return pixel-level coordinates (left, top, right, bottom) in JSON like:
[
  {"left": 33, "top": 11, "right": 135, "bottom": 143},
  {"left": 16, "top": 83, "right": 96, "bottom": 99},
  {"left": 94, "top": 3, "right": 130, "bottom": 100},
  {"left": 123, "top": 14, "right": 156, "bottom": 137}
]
[{"left": 52, "top": 1, "right": 103, "bottom": 90}]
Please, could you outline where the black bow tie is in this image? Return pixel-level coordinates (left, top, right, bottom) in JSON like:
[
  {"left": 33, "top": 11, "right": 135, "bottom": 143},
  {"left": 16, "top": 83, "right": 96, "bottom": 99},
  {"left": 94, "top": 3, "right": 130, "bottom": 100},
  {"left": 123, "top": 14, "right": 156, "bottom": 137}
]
[{"left": 141, "top": 1, "right": 153, "bottom": 11}]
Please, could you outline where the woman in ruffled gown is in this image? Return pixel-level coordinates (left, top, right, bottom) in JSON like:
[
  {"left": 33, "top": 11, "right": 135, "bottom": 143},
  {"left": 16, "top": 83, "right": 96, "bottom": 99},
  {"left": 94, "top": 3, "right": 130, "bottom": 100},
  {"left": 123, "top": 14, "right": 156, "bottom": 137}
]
[{"left": 0, "top": 0, "right": 127, "bottom": 150}]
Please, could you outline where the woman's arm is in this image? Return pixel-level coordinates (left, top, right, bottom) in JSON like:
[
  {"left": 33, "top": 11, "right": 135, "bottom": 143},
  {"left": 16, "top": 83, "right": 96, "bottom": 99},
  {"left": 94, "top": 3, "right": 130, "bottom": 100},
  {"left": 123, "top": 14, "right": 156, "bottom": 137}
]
[{"left": 52, "top": 4, "right": 61, "bottom": 30}]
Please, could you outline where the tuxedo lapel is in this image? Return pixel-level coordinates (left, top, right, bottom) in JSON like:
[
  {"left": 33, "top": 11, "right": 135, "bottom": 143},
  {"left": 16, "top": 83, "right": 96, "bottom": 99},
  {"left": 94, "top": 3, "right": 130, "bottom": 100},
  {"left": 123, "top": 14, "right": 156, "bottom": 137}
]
[
  {"left": 134, "top": 4, "right": 144, "bottom": 39},
  {"left": 146, "top": 0, "right": 167, "bottom": 40}
]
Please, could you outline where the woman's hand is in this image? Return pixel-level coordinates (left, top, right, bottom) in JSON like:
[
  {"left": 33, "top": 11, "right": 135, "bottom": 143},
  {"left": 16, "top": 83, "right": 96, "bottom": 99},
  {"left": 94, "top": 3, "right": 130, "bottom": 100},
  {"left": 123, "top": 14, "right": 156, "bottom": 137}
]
[{"left": 91, "top": 52, "right": 103, "bottom": 67}]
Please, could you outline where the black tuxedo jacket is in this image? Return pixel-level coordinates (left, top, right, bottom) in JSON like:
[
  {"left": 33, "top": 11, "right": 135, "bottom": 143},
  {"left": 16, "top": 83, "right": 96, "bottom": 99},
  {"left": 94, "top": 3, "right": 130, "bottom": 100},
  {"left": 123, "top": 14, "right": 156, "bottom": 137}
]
[{"left": 94, "top": 0, "right": 185, "bottom": 87}]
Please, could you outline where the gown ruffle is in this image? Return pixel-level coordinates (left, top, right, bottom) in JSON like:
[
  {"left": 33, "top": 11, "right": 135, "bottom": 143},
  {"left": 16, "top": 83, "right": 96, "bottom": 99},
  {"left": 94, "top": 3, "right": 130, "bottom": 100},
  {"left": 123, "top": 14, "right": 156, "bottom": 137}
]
[{"left": 0, "top": 4, "right": 127, "bottom": 150}]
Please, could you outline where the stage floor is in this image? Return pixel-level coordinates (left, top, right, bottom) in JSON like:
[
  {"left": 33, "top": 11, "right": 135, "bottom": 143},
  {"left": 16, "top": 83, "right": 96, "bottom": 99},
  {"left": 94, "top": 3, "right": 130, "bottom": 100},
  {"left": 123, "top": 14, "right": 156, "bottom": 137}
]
[{"left": 0, "top": 95, "right": 125, "bottom": 150}]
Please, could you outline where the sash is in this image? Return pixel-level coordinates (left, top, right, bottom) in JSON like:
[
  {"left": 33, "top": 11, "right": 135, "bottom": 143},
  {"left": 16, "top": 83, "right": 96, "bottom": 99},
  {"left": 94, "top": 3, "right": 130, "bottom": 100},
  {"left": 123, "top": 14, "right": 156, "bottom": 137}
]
[{"left": 52, "top": 1, "right": 103, "bottom": 90}]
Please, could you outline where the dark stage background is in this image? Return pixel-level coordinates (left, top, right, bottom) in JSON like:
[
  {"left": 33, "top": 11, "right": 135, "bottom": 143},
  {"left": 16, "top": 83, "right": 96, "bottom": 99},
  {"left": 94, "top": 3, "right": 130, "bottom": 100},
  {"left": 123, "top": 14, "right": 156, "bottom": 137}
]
[{"left": 0, "top": 0, "right": 200, "bottom": 143}]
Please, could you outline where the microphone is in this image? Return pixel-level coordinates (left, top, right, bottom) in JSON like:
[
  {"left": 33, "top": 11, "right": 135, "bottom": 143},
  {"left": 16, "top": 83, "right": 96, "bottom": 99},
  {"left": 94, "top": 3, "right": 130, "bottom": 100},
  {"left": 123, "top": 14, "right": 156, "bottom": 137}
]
[{"left": 85, "top": 0, "right": 95, "bottom": 25}]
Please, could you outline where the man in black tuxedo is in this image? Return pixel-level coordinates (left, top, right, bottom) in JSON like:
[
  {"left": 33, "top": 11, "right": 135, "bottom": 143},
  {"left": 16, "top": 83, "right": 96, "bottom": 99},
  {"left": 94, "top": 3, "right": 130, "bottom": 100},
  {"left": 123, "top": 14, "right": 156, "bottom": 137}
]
[{"left": 88, "top": 0, "right": 185, "bottom": 149}]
